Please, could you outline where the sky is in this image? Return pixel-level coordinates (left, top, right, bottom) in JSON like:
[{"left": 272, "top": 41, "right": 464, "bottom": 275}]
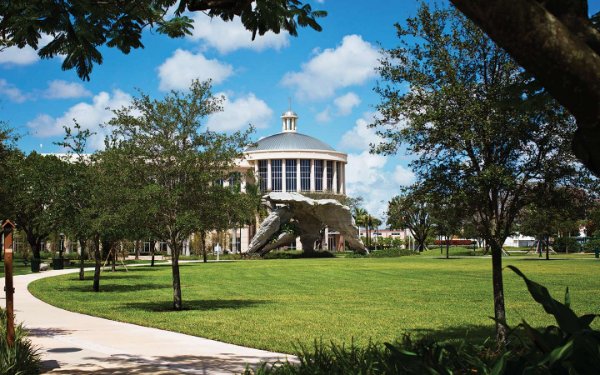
[{"left": 2, "top": 1, "right": 596, "bottom": 221}]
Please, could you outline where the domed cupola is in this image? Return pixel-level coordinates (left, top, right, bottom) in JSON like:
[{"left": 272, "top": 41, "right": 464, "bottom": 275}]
[{"left": 281, "top": 110, "right": 298, "bottom": 133}]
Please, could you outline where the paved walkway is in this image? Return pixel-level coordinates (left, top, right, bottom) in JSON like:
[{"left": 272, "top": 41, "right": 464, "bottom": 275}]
[{"left": 0, "top": 266, "right": 293, "bottom": 374}]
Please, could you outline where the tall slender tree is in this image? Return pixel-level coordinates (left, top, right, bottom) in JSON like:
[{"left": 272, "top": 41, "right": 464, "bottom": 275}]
[
  {"left": 372, "top": 4, "right": 581, "bottom": 344},
  {"left": 106, "top": 80, "right": 251, "bottom": 310}
]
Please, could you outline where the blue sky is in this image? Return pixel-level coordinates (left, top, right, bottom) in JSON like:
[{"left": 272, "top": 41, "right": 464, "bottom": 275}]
[{"left": 1, "top": 1, "right": 596, "bottom": 221}]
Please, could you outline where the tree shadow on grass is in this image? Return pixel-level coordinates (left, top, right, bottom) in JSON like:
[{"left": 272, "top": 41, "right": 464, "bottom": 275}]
[
  {"left": 404, "top": 323, "right": 496, "bottom": 344},
  {"left": 514, "top": 258, "right": 575, "bottom": 261},
  {"left": 122, "top": 299, "right": 269, "bottom": 312},
  {"left": 55, "top": 283, "right": 166, "bottom": 293}
]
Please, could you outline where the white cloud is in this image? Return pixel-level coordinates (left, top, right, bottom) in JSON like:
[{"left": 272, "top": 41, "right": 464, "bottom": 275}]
[
  {"left": 43, "top": 80, "right": 91, "bottom": 99},
  {"left": 339, "top": 112, "right": 382, "bottom": 151},
  {"left": 188, "top": 14, "right": 289, "bottom": 54},
  {"left": 0, "top": 46, "right": 39, "bottom": 65},
  {"left": 281, "top": 35, "right": 380, "bottom": 100},
  {"left": 334, "top": 92, "right": 360, "bottom": 115},
  {"left": 315, "top": 108, "right": 331, "bottom": 123},
  {"left": 27, "top": 90, "right": 132, "bottom": 150},
  {"left": 393, "top": 165, "right": 416, "bottom": 186},
  {"left": 0, "top": 34, "right": 56, "bottom": 66},
  {"left": 206, "top": 92, "right": 273, "bottom": 132},
  {"left": 157, "top": 49, "right": 233, "bottom": 91},
  {"left": 0, "top": 79, "right": 27, "bottom": 103},
  {"left": 341, "top": 112, "right": 414, "bottom": 221}
]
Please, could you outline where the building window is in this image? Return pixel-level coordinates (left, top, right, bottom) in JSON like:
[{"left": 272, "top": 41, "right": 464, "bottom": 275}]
[
  {"left": 258, "top": 160, "right": 268, "bottom": 192},
  {"left": 228, "top": 172, "right": 241, "bottom": 192},
  {"left": 271, "top": 159, "right": 282, "bottom": 192},
  {"left": 326, "top": 161, "right": 333, "bottom": 191},
  {"left": 314, "top": 160, "right": 323, "bottom": 191},
  {"left": 300, "top": 159, "right": 311, "bottom": 191},
  {"left": 285, "top": 159, "right": 296, "bottom": 192}
]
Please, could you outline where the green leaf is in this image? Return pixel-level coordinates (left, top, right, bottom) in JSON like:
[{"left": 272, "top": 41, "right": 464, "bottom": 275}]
[{"left": 507, "top": 265, "right": 581, "bottom": 334}]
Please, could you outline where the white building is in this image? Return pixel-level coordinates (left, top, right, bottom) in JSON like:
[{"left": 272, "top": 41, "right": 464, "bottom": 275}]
[{"left": 228, "top": 110, "right": 349, "bottom": 252}]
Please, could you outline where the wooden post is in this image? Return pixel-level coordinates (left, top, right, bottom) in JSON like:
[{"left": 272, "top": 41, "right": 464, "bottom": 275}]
[{"left": 3, "top": 220, "right": 16, "bottom": 347}]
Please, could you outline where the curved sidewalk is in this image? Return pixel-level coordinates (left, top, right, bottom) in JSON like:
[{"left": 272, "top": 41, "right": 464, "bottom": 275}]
[{"left": 0, "top": 267, "right": 292, "bottom": 374}]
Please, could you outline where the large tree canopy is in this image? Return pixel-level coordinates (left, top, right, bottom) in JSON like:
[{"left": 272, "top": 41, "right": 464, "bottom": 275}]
[
  {"left": 0, "top": 0, "right": 326, "bottom": 80},
  {"left": 450, "top": 0, "right": 600, "bottom": 176},
  {"left": 372, "top": 4, "right": 583, "bottom": 344}
]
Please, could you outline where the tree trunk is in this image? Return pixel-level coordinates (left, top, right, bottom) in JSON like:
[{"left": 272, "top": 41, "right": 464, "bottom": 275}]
[
  {"left": 111, "top": 243, "right": 116, "bottom": 272},
  {"left": 78, "top": 238, "right": 85, "bottom": 281},
  {"left": 201, "top": 232, "right": 207, "bottom": 263},
  {"left": 135, "top": 240, "right": 140, "bottom": 260},
  {"left": 490, "top": 241, "right": 508, "bottom": 345},
  {"left": 150, "top": 240, "right": 156, "bottom": 267},
  {"left": 170, "top": 238, "right": 182, "bottom": 310},
  {"left": 545, "top": 236, "right": 550, "bottom": 260},
  {"left": 93, "top": 236, "right": 101, "bottom": 292},
  {"left": 445, "top": 236, "right": 450, "bottom": 259}
]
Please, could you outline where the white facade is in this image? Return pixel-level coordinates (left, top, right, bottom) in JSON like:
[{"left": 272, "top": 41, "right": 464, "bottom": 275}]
[{"left": 231, "top": 110, "right": 348, "bottom": 253}]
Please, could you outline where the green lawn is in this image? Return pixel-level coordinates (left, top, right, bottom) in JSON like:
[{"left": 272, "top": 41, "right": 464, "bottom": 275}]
[{"left": 28, "top": 255, "right": 600, "bottom": 354}]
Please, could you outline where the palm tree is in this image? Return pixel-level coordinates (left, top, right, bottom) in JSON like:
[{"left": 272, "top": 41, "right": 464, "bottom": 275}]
[{"left": 353, "top": 207, "right": 368, "bottom": 244}]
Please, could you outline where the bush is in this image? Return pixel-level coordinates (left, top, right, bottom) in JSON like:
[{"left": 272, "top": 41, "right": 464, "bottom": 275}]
[
  {"left": 346, "top": 248, "right": 417, "bottom": 258},
  {"left": 245, "top": 337, "right": 490, "bottom": 375},
  {"left": 553, "top": 237, "right": 581, "bottom": 252},
  {"left": 582, "top": 238, "right": 600, "bottom": 253},
  {"left": 264, "top": 251, "right": 335, "bottom": 260},
  {"left": 433, "top": 239, "right": 476, "bottom": 246},
  {"left": 0, "top": 309, "right": 41, "bottom": 375},
  {"left": 369, "top": 248, "right": 417, "bottom": 258}
]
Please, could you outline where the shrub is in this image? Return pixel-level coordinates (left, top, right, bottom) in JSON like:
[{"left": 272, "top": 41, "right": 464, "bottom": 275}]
[
  {"left": 369, "top": 248, "right": 417, "bottom": 258},
  {"left": 245, "top": 337, "right": 490, "bottom": 375},
  {"left": 433, "top": 239, "right": 476, "bottom": 246},
  {"left": 0, "top": 309, "right": 41, "bottom": 375},
  {"left": 553, "top": 237, "right": 581, "bottom": 252},
  {"left": 264, "top": 251, "right": 335, "bottom": 260},
  {"left": 345, "top": 248, "right": 417, "bottom": 258},
  {"left": 582, "top": 238, "right": 600, "bottom": 253}
]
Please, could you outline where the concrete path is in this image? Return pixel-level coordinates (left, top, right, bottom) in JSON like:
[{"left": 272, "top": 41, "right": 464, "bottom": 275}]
[{"left": 0, "top": 267, "right": 293, "bottom": 374}]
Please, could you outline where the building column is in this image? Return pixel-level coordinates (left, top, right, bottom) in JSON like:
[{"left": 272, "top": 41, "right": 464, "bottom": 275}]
[
  {"left": 323, "top": 160, "right": 328, "bottom": 192},
  {"left": 267, "top": 159, "right": 272, "bottom": 191},
  {"left": 310, "top": 160, "right": 315, "bottom": 191},
  {"left": 282, "top": 159, "right": 286, "bottom": 192},
  {"left": 241, "top": 173, "right": 247, "bottom": 193},
  {"left": 296, "top": 159, "right": 301, "bottom": 192},
  {"left": 333, "top": 161, "right": 338, "bottom": 194},
  {"left": 324, "top": 227, "right": 329, "bottom": 250},
  {"left": 340, "top": 163, "right": 345, "bottom": 195}
]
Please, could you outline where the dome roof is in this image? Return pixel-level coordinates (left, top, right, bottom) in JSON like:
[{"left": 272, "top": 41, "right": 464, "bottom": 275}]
[{"left": 247, "top": 132, "right": 336, "bottom": 152}]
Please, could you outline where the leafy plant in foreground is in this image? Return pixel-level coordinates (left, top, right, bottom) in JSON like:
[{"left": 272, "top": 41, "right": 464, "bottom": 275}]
[
  {"left": 496, "top": 266, "right": 600, "bottom": 374},
  {"left": 0, "top": 308, "right": 41, "bottom": 375}
]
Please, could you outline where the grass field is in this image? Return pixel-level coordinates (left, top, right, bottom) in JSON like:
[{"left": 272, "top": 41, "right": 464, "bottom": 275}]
[{"left": 28, "top": 255, "right": 600, "bottom": 354}]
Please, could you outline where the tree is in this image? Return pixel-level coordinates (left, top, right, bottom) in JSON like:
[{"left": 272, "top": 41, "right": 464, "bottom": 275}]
[
  {"left": 371, "top": 4, "right": 581, "bottom": 344},
  {"left": 106, "top": 79, "right": 251, "bottom": 310},
  {"left": 450, "top": 0, "right": 600, "bottom": 176},
  {"left": 0, "top": 0, "right": 326, "bottom": 80},
  {"left": 387, "top": 186, "right": 433, "bottom": 253},
  {"left": 54, "top": 123, "right": 95, "bottom": 280},
  {"left": 517, "top": 186, "right": 589, "bottom": 258},
  {"left": 7, "top": 152, "right": 68, "bottom": 261}
]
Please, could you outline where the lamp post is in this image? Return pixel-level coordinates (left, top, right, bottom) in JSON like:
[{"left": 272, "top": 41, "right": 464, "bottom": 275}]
[
  {"left": 59, "top": 233, "right": 65, "bottom": 260},
  {"left": 2, "top": 220, "right": 16, "bottom": 347}
]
